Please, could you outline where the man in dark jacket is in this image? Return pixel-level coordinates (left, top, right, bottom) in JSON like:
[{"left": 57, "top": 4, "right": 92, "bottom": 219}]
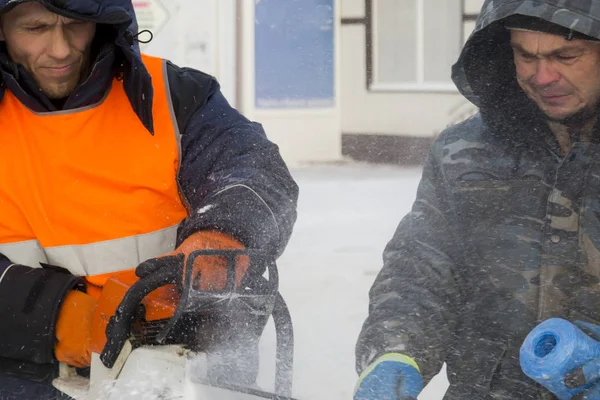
[
  {"left": 354, "top": 1, "right": 600, "bottom": 399},
  {"left": 0, "top": 0, "right": 298, "bottom": 399}
]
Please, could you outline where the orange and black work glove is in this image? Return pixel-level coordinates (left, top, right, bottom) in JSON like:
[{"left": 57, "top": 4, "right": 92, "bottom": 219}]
[
  {"left": 100, "top": 231, "right": 250, "bottom": 369},
  {"left": 55, "top": 290, "right": 98, "bottom": 368},
  {"left": 135, "top": 230, "right": 249, "bottom": 291}
]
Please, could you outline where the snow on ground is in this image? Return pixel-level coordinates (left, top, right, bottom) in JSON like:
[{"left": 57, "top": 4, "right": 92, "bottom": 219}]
[{"left": 255, "top": 162, "right": 449, "bottom": 400}]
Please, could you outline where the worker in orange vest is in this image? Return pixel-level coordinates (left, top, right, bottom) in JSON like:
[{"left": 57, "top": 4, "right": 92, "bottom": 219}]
[{"left": 0, "top": 1, "right": 298, "bottom": 398}]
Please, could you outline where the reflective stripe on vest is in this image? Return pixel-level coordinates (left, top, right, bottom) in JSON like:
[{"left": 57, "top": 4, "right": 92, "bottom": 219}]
[{"left": 0, "top": 54, "right": 189, "bottom": 276}]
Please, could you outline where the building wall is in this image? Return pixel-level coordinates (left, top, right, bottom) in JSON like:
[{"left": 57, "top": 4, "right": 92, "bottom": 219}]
[
  {"left": 340, "top": 0, "right": 485, "bottom": 164},
  {"left": 135, "top": 1, "right": 490, "bottom": 166},
  {"left": 135, "top": 0, "right": 238, "bottom": 106}
]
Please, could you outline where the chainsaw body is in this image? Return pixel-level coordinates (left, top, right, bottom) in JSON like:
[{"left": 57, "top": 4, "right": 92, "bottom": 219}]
[
  {"left": 54, "top": 344, "right": 280, "bottom": 400},
  {"left": 52, "top": 249, "right": 297, "bottom": 400}
]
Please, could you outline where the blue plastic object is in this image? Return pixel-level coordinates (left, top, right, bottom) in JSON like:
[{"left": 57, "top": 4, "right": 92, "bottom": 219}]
[{"left": 520, "top": 318, "right": 600, "bottom": 399}]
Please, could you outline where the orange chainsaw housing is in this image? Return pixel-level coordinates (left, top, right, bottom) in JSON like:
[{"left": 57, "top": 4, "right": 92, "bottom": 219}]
[{"left": 88, "top": 270, "right": 179, "bottom": 354}]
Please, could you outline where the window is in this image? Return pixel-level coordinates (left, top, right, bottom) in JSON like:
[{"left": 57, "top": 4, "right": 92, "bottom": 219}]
[
  {"left": 371, "top": 0, "right": 463, "bottom": 92},
  {"left": 463, "top": 0, "right": 484, "bottom": 42}
]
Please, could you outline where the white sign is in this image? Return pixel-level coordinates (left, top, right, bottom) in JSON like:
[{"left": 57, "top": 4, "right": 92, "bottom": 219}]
[{"left": 132, "top": 0, "right": 170, "bottom": 39}]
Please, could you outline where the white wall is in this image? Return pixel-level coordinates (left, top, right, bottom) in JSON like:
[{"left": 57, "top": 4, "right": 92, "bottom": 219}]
[
  {"left": 133, "top": 0, "right": 238, "bottom": 107},
  {"left": 340, "top": 0, "right": 483, "bottom": 138},
  {"left": 341, "top": 0, "right": 364, "bottom": 18},
  {"left": 465, "top": 0, "right": 485, "bottom": 14}
]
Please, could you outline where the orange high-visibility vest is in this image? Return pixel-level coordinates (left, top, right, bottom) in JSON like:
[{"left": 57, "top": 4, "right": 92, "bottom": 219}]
[{"left": 0, "top": 54, "right": 189, "bottom": 278}]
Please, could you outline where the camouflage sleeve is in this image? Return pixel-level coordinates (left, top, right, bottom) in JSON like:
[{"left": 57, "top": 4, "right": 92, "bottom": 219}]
[{"left": 355, "top": 138, "right": 461, "bottom": 383}]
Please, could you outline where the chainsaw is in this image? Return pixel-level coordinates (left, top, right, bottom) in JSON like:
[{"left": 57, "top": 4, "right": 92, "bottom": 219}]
[{"left": 52, "top": 249, "right": 298, "bottom": 400}]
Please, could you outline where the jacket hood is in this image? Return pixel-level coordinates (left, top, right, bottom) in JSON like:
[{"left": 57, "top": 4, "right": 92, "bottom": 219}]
[
  {"left": 1, "top": 0, "right": 131, "bottom": 23},
  {"left": 0, "top": 0, "right": 140, "bottom": 49},
  {"left": 452, "top": 0, "right": 600, "bottom": 131}
]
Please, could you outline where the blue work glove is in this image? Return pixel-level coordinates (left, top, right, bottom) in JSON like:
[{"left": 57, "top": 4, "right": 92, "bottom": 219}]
[
  {"left": 354, "top": 353, "right": 424, "bottom": 400},
  {"left": 563, "top": 321, "right": 600, "bottom": 399}
]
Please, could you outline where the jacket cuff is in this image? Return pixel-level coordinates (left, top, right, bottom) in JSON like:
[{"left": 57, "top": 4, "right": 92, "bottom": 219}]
[{"left": 0, "top": 264, "right": 84, "bottom": 365}]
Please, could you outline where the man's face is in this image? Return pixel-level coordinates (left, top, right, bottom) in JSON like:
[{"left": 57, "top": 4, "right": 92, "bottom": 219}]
[
  {"left": 0, "top": 2, "right": 96, "bottom": 99},
  {"left": 511, "top": 29, "right": 600, "bottom": 122}
]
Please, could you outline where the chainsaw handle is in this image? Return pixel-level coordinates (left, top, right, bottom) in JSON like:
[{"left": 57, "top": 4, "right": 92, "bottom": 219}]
[{"left": 100, "top": 270, "right": 176, "bottom": 368}]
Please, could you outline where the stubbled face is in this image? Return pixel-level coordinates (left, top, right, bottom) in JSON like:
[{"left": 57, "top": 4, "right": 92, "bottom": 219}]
[
  {"left": 0, "top": 2, "right": 96, "bottom": 99},
  {"left": 511, "top": 29, "right": 600, "bottom": 123}
]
